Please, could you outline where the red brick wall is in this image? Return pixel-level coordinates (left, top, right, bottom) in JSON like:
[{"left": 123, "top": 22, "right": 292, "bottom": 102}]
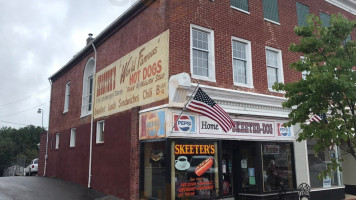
[
  {"left": 168, "top": 0, "right": 356, "bottom": 96},
  {"left": 44, "top": 0, "right": 356, "bottom": 199},
  {"left": 46, "top": 0, "right": 169, "bottom": 199}
]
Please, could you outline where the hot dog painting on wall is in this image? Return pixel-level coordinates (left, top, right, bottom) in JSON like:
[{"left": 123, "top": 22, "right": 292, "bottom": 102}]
[{"left": 195, "top": 157, "right": 213, "bottom": 176}]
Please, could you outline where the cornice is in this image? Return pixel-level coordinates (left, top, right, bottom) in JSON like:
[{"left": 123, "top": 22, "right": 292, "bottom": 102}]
[{"left": 325, "top": 0, "right": 356, "bottom": 15}]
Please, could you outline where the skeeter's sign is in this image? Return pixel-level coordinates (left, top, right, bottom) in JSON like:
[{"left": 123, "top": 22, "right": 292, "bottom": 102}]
[{"left": 174, "top": 144, "right": 215, "bottom": 155}]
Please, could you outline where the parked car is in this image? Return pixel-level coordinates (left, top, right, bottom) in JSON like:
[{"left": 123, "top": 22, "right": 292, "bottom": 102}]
[{"left": 24, "top": 158, "right": 38, "bottom": 176}]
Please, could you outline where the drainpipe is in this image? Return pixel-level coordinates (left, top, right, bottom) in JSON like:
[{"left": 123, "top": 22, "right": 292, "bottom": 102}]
[
  {"left": 44, "top": 79, "right": 52, "bottom": 176},
  {"left": 88, "top": 41, "right": 97, "bottom": 188}
]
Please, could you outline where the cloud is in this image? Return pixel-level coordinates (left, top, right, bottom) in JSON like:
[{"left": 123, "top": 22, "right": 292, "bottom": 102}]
[{"left": 0, "top": 0, "right": 135, "bottom": 128}]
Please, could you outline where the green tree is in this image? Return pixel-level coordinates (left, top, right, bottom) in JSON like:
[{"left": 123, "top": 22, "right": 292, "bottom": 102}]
[
  {"left": 0, "top": 125, "right": 43, "bottom": 176},
  {"left": 274, "top": 13, "right": 356, "bottom": 178}
]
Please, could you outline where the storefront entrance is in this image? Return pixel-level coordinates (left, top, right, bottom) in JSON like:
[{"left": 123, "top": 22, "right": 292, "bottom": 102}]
[{"left": 222, "top": 141, "right": 296, "bottom": 200}]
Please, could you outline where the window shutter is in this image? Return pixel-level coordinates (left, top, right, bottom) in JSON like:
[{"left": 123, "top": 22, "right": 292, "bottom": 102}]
[
  {"left": 263, "top": 0, "right": 279, "bottom": 23},
  {"left": 296, "top": 2, "right": 309, "bottom": 26},
  {"left": 320, "top": 12, "right": 331, "bottom": 27},
  {"left": 231, "top": 0, "right": 249, "bottom": 12}
]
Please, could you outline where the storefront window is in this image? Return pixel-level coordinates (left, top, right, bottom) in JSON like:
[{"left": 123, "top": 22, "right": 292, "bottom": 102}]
[
  {"left": 262, "top": 143, "right": 294, "bottom": 191},
  {"left": 142, "top": 141, "right": 166, "bottom": 199},
  {"left": 222, "top": 149, "right": 233, "bottom": 196},
  {"left": 240, "top": 143, "right": 258, "bottom": 193},
  {"left": 307, "top": 140, "right": 342, "bottom": 188},
  {"left": 171, "top": 141, "right": 219, "bottom": 199}
]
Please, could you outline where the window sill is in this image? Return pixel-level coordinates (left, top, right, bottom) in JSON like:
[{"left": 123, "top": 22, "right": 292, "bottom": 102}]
[
  {"left": 95, "top": 142, "right": 104, "bottom": 146},
  {"left": 63, "top": 110, "right": 68, "bottom": 114},
  {"left": 191, "top": 75, "right": 216, "bottom": 82},
  {"left": 264, "top": 18, "right": 280, "bottom": 26},
  {"left": 234, "top": 83, "right": 254, "bottom": 89},
  {"left": 80, "top": 112, "right": 92, "bottom": 118},
  {"left": 231, "top": 6, "right": 250, "bottom": 15},
  {"left": 268, "top": 88, "right": 285, "bottom": 94}
]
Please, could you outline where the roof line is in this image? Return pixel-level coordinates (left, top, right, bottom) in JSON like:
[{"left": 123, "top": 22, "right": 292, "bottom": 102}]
[{"left": 49, "top": 0, "right": 153, "bottom": 81}]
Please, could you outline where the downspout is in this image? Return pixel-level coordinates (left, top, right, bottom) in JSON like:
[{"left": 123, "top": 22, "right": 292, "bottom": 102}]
[
  {"left": 88, "top": 42, "right": 97, "bottom": 188},
  {"left": 44, "top": 79, "right": 52, "bottom": 176}
]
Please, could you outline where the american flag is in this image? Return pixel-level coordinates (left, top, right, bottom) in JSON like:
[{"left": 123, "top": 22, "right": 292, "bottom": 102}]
[
  {"left": 309, "top": 113, "right": 327, "bottom": 123},
  {"left": 186, "top": 88, "right": 235, "bottom": 132}
]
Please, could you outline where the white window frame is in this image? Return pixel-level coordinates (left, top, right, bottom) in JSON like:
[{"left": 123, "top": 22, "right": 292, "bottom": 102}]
[
  {"left": 81, "top": 58, "right": 95, "bottom": 117},
  {"left": 300, "top": 56, "right": 309, "bottom": 80},
  {"left": 96, "top": 120, "right": 105, "bottom": 144},
  {"left": 231, "top": 37, "right": 253, "bottom": 88},
  {"left": 63, "top": 81, "right": 70, "bottom": 113},
  {"left": 55, "top": 133, "right": 60, "bottom": 149},
  {"left": 190, "top": 24, "right": 216, "bottom": 82},
  {"left": 265, "top": 46, "right": 284, "bottom": 91},
  {"left": 70, "top": 128, "right": 76, "bottom": 147}
]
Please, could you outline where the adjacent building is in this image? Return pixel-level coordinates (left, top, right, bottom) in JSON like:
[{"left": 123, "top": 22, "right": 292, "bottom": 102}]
[{"left": 39, "top": 0, "right": 356, "bottom": 199}]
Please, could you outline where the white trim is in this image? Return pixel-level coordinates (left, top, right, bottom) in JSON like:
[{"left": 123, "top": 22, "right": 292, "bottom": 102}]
[
  {"left": 55, "top": 133, "right": 60, "bottom": 149},
  {"left": 231, "top": 6, "right": 250, "bottom": 15},
  {"left": 81, "top": 58, "right": 96, "bottom": 118},
  {"left": 265, "top": 46, "right": 284, "bottom": 92},
  {"left": 231, "top": 36, "right": 254, "bottom": 88},
  {"left": 190, "top": 24, "right": 216, "bottom": 82},
  {"left": 96, "top": 120, "right": 105, "bottom": 144},
  {"left": 310, "top": 186, "right": 344, "bottom": 191},
  {"left": 139, "top": 104, "right": 169, "bottom": 114},
  {"left": 264, "top": 18, "right": 281, "bottom": 25},
  {"left": 70, "top": 128, "right": 76, "bottom": 147},
  {"left": 325, "top": 0, "right": 356, "bottom": 15},
  {"left": 63, "top": 81, "right": 70, "bottom": 113}
]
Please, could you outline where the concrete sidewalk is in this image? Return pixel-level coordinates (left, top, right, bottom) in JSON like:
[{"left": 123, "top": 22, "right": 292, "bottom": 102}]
[
  {"left": 346, "top": 194, "right": 356, "bottom": 200},
  {"left": 0, "top": 176, "right": 122, "bottom": 200}
]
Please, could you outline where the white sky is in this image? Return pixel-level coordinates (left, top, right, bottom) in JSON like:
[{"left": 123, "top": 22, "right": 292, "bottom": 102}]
[{"left": 0, "top": 0, "right": 137, "bottom": 129}]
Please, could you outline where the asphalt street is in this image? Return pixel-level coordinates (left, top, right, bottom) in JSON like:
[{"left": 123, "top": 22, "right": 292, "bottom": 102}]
[{"left": 0, "top": 176, "right": 121, "bottom": 200}]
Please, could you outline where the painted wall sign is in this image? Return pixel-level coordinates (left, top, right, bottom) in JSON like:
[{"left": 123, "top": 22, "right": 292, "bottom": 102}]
[
  {"left": 173, "top": 114, "right": 196, "bottom": 133},
  {"left": 140, "top": 110, "right": 165, "bottom": 140},
  {"left": 93, "top": 30, "right": 169, "bottom": 119}
]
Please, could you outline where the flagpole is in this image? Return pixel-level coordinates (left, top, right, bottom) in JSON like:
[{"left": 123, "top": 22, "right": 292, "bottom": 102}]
[{"left": 171, "top": 83, "right": 200, "bottom": 132}]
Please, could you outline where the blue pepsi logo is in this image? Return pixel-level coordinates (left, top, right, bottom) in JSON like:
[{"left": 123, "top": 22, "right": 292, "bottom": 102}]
[{"left": 177, "top": 115, "right": 192, "bottom": 132}]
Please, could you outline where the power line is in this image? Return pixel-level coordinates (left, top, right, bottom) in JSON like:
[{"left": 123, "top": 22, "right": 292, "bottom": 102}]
[
  {"left": 0, "top": 102, "right": 49, "bottom": 119},
  {"left": 0, "top": 120, "right": 31, "bottom": 127},
  {"left": 0, "top": 87, "right": 50, "bottom": 107}
]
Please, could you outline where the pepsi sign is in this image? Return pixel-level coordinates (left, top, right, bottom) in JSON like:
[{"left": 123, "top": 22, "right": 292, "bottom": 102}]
[
  {"left": 277, "top": 123, "right": 291, "bottom": 137},
  {"left": 173, "top": 114, "right": 196, "bottom": 133}
]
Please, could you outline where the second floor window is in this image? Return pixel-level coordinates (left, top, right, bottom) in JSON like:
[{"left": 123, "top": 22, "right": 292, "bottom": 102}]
[
  {"left": 191, "top": 24, "right": 215, "bottom": 82},
  {"left": 70, "top": 128, "right": 76, "bottom": 147},
  {"left": 64, "top": 82, "right": 70, "bottom": 113},
  {"left": 232, "top": 37, "right": 253, "bottom": 87},
  {"left": 266, "top": 47, "right": 283, "bottom": 90},
  {"left": 81, "top": 58, "right": 95, "bottom": 117},
  {"left": 55, "top": 133, "right": 60, "bottom": 149}
]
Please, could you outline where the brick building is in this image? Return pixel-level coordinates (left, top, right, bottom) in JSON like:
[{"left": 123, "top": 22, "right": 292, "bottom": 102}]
[{"left": 40, "top": 0, "right": 356, "bottom": 199}]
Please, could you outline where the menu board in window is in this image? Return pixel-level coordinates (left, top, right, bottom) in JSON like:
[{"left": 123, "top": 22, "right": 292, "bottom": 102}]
[{"left": 172, "top": 142, "right": 219, "bottom": 199}]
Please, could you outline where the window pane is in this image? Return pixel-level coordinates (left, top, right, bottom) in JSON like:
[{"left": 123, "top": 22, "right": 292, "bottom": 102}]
[
  {"left": 296, "top": 2, "right": 309, "bottom": 26},
  {"left": 193, "top": 49, "right": 209, "bottom": 77},
  {"left": 267, "top": 67, "right": 278, "bottom": 88},
  {"left": 173, "top": 141, "right": 219, "bottom": 199},
  {"left": 320, "top": 12, "right": 331, "bottom": 27},
  {"left": 262, "top": 143, "right": 294, "bottom": 191},
  {"left": 142, "top": 142, "right": 166, "bottom": 199},
  {"left": 263, "top": 0, "right": 279, "bottom": 23},
  {"left": 193, "top": 30, "right": 208, "bottom": 50},
  {"left": 231, "top": 0, "right": 249, "bottom": 12},
  {"left": 240, "top": 143, "right": 258, "bottom": 192},
  {"left": 307, "top": 140, "right": 341, "bottom": 188},
  {"left": 234, "top": 59, "right": 247, "bottom": 84}
]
